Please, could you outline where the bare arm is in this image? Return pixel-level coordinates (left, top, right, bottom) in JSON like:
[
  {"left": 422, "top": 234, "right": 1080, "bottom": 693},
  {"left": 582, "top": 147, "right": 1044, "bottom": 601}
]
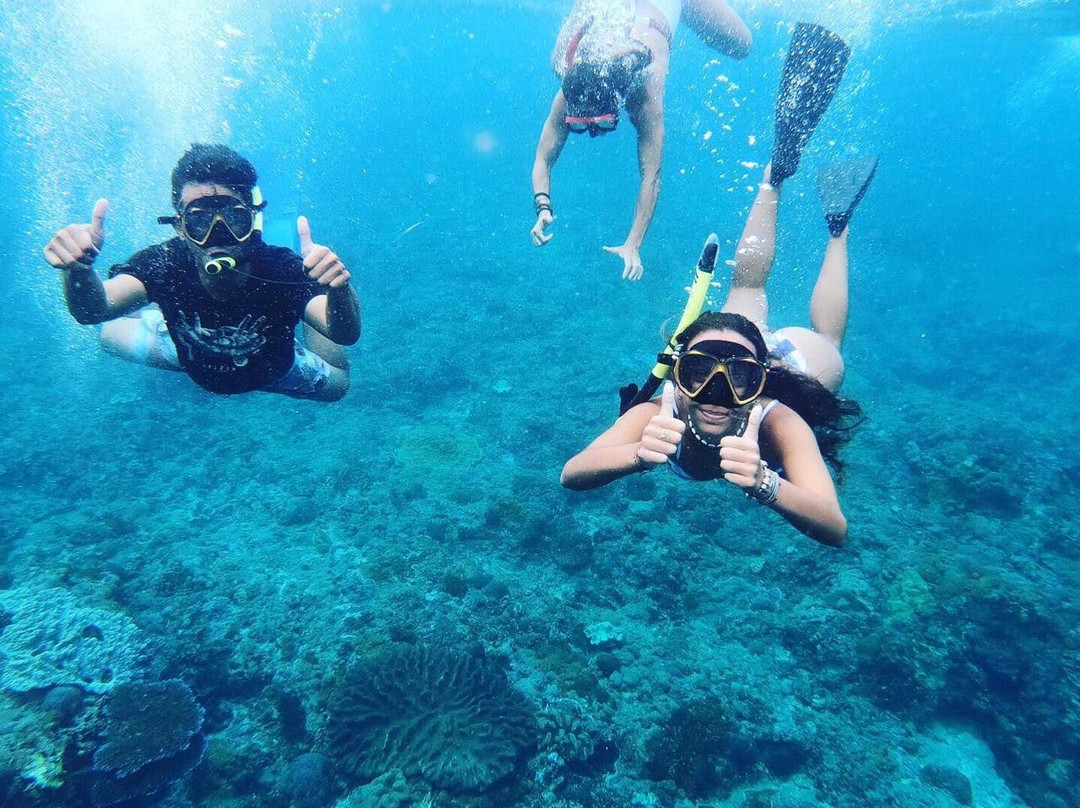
[
  {"left": 532, "top": 91, "right": 570, "bottom": 197},
  {"left": 530, "top": 92, "right": 570, "bottom": 246},
  {"left": 562, "top": 383, "right": 686, "bottom": 489},
  {"left": 604, "top": 69, "right": 666, "bottom": 279},
  {"left": 304, "top": 288, "right": 360, "bottom": 346},
  {"left": 757, "top": 407, "right": 848, "bottom": 547},
  {"left": 298, "top": 216, "right": 360, "bottom": 346},
  {"left": 561, "top": 402, "right": 658, "bottom": 490},
  {"left": 625, "top": 88, "right": 664, "bottom": 252},
  {"left": 43, "top": 200, "right": 149, "bottom": 324},
  {"left": 64, "top": 271, "right": 148, "bottom": 325}
]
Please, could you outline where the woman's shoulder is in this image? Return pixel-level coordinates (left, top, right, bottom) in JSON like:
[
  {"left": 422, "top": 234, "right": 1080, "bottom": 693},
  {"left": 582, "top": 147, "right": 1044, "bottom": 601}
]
[
  {"left": 623, "top": 397, "right": 662, "bottom": 425},
  {"left": 758, "top": 397, "right": 811, "bottom": 435},
  {"left": 615, "top": 397, "right": 662, "bottom": 434}
]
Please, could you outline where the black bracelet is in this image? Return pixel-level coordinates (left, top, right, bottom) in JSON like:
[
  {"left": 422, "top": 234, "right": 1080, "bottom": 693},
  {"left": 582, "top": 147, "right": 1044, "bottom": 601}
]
[{"left": 534, "top": 192, "right": 552, "bottom": 216}]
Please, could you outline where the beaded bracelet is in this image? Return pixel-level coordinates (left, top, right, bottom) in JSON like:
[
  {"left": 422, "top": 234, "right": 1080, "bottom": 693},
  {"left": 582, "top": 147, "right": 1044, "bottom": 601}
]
[{"left": 748, "top": 462, "right": 779, "bottom": 506}]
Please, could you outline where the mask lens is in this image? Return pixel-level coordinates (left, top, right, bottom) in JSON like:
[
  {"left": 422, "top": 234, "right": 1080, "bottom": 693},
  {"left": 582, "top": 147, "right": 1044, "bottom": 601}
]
[
  {"left": 181, "top": 207, "right": 216, "bottom": 242},
  {"left": 675, "top": 353, "right": 766, "bottom": 405},
  {"left": 596, "top": 116, "right": 617, "bottom": 131},
  {"left": 696, "top": 376, "right": 737, "bottom": 407},
  {"left": 180, "top": 198, "right": 255, "bottom": 245},
  {"left": 727, "top": 359, "right": 765, "bottom": 400},
  {"left": 221, "top": 205, "right": 254, "bottom": 239},
  {"left": 675, "top": 353, "right": 717, "bottom": 394},
  {"left": 567, "top": 120, "right": 588, "bottom": 133}
]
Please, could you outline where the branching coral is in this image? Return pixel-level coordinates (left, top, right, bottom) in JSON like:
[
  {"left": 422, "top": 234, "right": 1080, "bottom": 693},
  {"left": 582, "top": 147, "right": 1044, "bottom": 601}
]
[{"left": 324, "top": 644, "right": 536, "bottom": 794}]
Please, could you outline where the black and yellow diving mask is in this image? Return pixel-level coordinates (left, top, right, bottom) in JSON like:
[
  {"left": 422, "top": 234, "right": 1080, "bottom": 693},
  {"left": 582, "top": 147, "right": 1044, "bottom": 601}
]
[
  {"left": 159, "top": 186, "right": 266, "bottom": 248},
  {"left": 670, "top": 340, "right": 768, "bottom": 407}
]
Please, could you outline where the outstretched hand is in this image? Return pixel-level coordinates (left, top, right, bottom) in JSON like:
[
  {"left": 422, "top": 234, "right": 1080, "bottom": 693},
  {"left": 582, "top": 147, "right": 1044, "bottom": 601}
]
[
  {"left": 297, "top": 216, "right": 350, "bottom": 289},
  {"left": 719, "top": 403, "right": 764, "bottom": 491},
  {"left": 44, "top": 199, "right": 109, "bottom": 270},
  {"left": 603, "top": 242, "right": 644, "bottom": 281},
  {"left": 637, "top": 381, "right": 685, "bottom": 468}
]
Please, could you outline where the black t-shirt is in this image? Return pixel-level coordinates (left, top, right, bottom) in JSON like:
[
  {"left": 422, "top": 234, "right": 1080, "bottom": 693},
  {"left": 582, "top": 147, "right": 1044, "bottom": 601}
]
[{"left": 109, "top": 237, "right": 322, "bottom": 394}]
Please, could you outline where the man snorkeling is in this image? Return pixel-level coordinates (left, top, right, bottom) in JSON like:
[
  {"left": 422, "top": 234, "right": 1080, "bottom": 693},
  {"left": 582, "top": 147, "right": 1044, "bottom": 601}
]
[
  {"left": 530, "top": 0, "right": 752, "bottom": 280},
  {"left": 43, "top": 144, "right": 360, "bottom": 401}
]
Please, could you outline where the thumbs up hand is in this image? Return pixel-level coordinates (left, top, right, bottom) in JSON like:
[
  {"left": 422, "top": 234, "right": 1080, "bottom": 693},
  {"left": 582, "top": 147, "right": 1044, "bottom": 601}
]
[
  {"left": 636, "top": 381, "right": 686, "bottom": 468},
  {"left": 297, "top": 216, "right": 350, "bottom": 289},
  {"left": 44, "top": 199, "right": 109, "bottom": 270},
  {"left": 719, "top": 403, "right": 765, "bottom": 491}
]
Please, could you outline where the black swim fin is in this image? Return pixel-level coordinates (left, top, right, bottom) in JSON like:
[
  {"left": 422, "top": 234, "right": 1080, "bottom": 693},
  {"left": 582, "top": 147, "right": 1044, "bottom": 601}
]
[
  {"left": 817, "top": 157, "right": 878, "bottom": 237},
  {"left": 771, "top": 23, "right": 851, "bottom": 185}
]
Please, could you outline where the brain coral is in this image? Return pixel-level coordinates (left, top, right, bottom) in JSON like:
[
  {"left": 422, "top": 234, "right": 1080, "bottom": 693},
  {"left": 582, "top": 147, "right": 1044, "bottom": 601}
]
[
  {"left": 324, "top": 644, "right": 536, "bottom": 794},
  {"left": 0, "top": 586, "right": 147, "bottom": 693}
]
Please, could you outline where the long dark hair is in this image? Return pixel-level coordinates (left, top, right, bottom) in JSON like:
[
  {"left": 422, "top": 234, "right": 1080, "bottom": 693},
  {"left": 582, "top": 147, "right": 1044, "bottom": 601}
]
[{"left": 675, "top": 311, "right": 865, "bottom": 480}]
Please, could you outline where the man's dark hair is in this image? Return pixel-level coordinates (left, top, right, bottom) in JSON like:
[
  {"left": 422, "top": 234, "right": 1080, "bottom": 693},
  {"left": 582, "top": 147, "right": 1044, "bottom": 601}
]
[{"left": 171, "top": 144, "right": 258, "bottom": 209}]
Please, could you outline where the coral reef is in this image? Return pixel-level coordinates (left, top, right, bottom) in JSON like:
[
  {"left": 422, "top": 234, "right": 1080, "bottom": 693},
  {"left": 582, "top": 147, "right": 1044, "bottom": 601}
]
[
  {"left": 644, "top": 696, "right": 738, "bottom": 799},
  {"left": 90, "top": 679, "right": 206, "bottom": 806},
  {"left": 281, "top": 752, "right": 336, "bottom": 808},
  {"left": 2, "top": 9, "right": 1080, "bottom": 808},
  {"left": 0, "top": 586, "right": 148, "bottom": 693},
  {"left": 324, "top": 644, "right": 536, "bottom": 794}
]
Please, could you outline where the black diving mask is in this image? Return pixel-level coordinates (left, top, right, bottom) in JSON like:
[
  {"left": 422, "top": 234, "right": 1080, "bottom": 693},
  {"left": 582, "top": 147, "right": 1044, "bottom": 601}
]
[{"left": 672, "top": 340, "right": 768, "bottom": 407}]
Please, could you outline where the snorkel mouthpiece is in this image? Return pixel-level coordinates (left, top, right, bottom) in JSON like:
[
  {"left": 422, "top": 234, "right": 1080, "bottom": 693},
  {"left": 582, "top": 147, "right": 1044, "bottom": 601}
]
[{"left": 204, "top": 255, "right": 237, "bottom": 275}]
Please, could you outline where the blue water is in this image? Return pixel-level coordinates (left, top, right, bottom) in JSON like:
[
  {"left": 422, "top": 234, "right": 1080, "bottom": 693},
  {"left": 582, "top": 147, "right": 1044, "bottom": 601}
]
[{"left": 1, "top": 1, "right": 1079, "bottom": 807}]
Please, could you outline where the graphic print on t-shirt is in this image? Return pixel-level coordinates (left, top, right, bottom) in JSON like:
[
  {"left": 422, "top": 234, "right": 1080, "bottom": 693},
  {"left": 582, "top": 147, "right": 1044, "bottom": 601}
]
[{"left": 171, "top": 310, "right": 269, "bottom": 372}]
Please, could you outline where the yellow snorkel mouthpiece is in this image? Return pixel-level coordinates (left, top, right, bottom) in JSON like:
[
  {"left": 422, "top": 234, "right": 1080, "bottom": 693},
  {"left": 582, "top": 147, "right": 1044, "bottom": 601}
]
[{"left": 204, "top": 255, "right": 237, "bottom": 275}]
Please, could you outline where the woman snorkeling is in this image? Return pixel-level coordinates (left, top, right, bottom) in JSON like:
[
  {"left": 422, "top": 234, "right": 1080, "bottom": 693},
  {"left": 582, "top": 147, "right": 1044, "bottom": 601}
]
[
  {"left": 560, "top": 22, "right": 873, "bottom": 547},
  {"left": 529, "top": 0, "right": 752, "bottom": 280},
  {"left": 559, "top": 156, "right": 874, "bottom": 547}
]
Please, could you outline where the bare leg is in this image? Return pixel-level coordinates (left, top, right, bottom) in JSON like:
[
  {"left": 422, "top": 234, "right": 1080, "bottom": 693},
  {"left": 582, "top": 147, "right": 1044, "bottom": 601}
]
[
  {"left": 100, "top": 316, "right": 183, "bottom": 371},
  {"left": 722, "top": 167, "right": 779, "bottom": 331},
  {"left": 279, "top": 324, "right": 350, "bottom": 402},
  {"left": 772, "top": 228, "right": 849, "bottom": 392},
  {"left": 302, "top": 323, "right": 350, "bottom": 370},
  {"left": 809, "top": 229, "right": 849, "bottom": 347},
  {"left": 682, "top": 0, "right": 753, "bottom": 59},
  {"left": 313, "top": 367, "right": 349, "bottom": 401},
  {"left": 290, "top": 365, "right": 349, "bottom": 402}
]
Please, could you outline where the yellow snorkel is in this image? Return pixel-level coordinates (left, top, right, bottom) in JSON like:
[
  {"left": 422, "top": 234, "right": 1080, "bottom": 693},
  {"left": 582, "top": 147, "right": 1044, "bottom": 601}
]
[{"left": 619, "top": 233, "right": 719, "bottom": 414}]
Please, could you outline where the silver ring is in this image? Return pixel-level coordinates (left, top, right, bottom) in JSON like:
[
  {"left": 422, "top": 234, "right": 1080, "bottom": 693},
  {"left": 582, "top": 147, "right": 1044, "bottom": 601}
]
[{"left": 660, "top": 429, "right": 669, "bottom": 441}]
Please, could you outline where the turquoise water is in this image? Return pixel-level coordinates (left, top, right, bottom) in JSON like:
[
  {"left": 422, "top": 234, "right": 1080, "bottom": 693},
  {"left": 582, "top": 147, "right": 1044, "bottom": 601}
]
[{"left": 1, "top": 1, "right": 1079, "bottom": 806}]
